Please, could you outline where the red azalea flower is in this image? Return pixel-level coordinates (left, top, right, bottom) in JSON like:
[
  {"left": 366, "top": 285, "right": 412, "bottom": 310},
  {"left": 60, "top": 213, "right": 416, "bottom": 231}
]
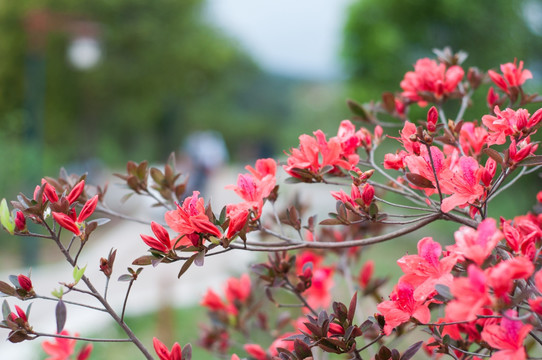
[
  {"left": 244, "top": 344, "right": 268, "bottom": 360},
  {"left": 52, "top": 195, "right": 98, "bottom": 236},
  {"left": 225, "top": 203, "right": 251, "bottom": 239},
  {"left": 447, "top": 218, "right": 503, "bottom": 265},
  {"left": 377, "top": 281, "right": 431, "bottom": 335},
  {"left": 140, "top": 221, "right": 187, "bottom": 253},
  {"left": 165, "top": 191, "right": 221, "bottom": 239},
  {"left": 481, "top": 310, "right": 532, "bottom": 360},
  {"left": 41, "top": 331, "right": 77, "bottom": 360},
  {"left": 400, "top": 58, "right": 464, "bottom": 106},
  {"left": 398, "top": 237, "right": 457, "bottom": 301},
  {"left": 488, "top": 59, "right": 532, "bottom": 94},
  {"left": 225, "top": 274, "right": 251, "bottom": 304}
]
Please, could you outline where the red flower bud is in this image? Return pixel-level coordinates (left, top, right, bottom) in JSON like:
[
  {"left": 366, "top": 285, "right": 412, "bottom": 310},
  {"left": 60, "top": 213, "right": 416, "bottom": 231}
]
[
  {"left": 427, "top": 106, "right": 438, "bottom": 132},
  {"left": 43, "top": 182, "right": 59, "bottom": 203},
  {"left": 362, "top": 184, "right": 375, "bottom": 207},
  {"left": 487, "top": 87, "right": 499, "bottom": 109},
  {"left": 537, "top": 191, "right": 542, "bottom": 203},
  {"left": 328, "top": 322, "right": 345, "bottom": 336},
  {"left": 15, "top": 211, "right": 26, "bottom": 232},
  {"left": 67, "top": 180, "right": 85, "bottom": 204},
  {"left": 78, "top": 195, "right": 98, "bottom": 223},
  {"left": 17, "top": 274, "right": 33, "bottom": 292},
  {"left": 52, "top": 212, "right": 81, "bottom": 236}
]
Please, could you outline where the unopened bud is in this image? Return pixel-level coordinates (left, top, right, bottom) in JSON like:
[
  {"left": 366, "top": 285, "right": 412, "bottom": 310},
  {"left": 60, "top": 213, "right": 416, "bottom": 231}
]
[
  {"left": 362, "top": 169, "right": 375, "bottom": 180},
  {"left": 362, "top": 184, "right": 375, "bottom": 207},
  {"left": 409, "top": 134, "right": 418, "bottom": 142},
  {"left": 17, "top": 274, "right": 33, "bottom": 292},
  {"left": 15, "top": 211, "right": 26, "bottom": 232},
  {"left": 467, "top": 67, "right": 483, "bottom": 89}
]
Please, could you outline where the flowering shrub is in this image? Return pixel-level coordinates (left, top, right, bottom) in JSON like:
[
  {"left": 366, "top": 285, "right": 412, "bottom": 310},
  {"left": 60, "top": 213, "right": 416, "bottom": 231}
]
[{"left": 2, "top": 48, "right": 542, "bottom": 359}]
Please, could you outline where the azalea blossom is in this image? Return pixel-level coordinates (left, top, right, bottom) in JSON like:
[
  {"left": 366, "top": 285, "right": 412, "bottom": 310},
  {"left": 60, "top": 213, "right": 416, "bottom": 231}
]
[
  {"left": 359, "top": 260, "right": 374, "bottom": 289},
  {"left": 447, "top": 218, "right": 503, "bottom": 265},
  {"left": 244, "top": 344, "right": 268, "bottom": 360},
  {"left": 225, "top": 202, "right": 251, "bottom": 239},
  {"left": 397, "top": 237, "right": 457, "bottom": 301},
  {"left": 481, "top": 310, "right": 532, "bottom": 360},
  {"left": 446, "top": 265, "right": 491, "bottom": 322},
  {"left": 165, "top": 191, "right": 221, "bottom": 240},
  {"left": 482, "top": 106, "right": 542, "bottom": 145},
  {"left": 42, "top": 331, "right": 92, "bottom": 360},
  {"left": 140, "top": 221, "right": 186, "bottom": 253},
  {"left": 225, "top": 273, "right": 251, "bottom": 304},
  {"left": 488, "top": 60, "right": 532, "bottom": 94},
  {"left": 284, "top": 130, "right": 358, "bottom": 179},
  {"left": 400, "top": 58, "right": 464, "bottom": 106},
  {"left": 377, "top": 281, "right": 431, "bottom": 335},
  {"left": 459, "top": 122, "right": 488, "bottom": 156},
  {"left": 487, "top": 256, "right": 534, "bottom": 301},
  {"left": 51, "top": 195, "right": 99, "bottom": 237},
  {"left": 440, "top": 156, "right": 484, "bottom": 213}
]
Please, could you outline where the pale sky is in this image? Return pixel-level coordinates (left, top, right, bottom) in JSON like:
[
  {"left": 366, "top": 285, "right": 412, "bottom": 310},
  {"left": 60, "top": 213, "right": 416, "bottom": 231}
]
[{"left": 205, "top": 0, "right": 355, "bottom": 80}]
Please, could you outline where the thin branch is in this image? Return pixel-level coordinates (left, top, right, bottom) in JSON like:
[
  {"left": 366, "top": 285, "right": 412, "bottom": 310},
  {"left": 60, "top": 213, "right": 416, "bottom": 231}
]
[
  {"left": 357, "top": 334, "right": 384, "bottom": 352},
  {"left": 33, "top": 331, "right": 132, "bottom": 343},
  {"left": 229, "top": 213, "right": 440, "bottom": 251},
  {"left": 369, "top": 146, "right": 428, "bottom": 204},
  {"left": 380, "top": 213, "right": 439, "bottom": 225},
  {"left": 121, "top": 279, "right": 135, "bottom": 322},
  {"left": 284, "top": 278, "right": 318, "bottom": 317},
  {"left": 424, "top": 143, "right": 443, "bottom": 202},
  {"left": 16, "top": 232, "right": 53, "bottom": 239},
  {"left": 374, "top": 196, "right": 433, "bottom": 212},
  {"left": 33, "top": 295, "right": 106, "bottom": 313},
  {"left": 487, "top": 167, "right": 526, "bottom": 202},
  {"left": 41, "top": 215, "right": 154, "bottom": 359},
  {"left": 96, "top": 205, "right": 158, "bottom": 226}
]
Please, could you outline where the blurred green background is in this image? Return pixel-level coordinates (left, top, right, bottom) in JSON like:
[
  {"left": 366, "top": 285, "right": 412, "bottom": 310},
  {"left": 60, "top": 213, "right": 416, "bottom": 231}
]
[{"left": 1, "top": 0, "right": 542, "bottom": 358}]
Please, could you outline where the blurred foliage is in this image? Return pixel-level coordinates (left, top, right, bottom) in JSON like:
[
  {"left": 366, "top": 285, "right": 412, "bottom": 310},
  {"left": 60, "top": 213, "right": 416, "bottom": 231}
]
[
  {"left": 0, "top": 0, "right": 295, "bottom": 183},
  {"left": 342, "top": 0, "right": 542, "bottom": 98}
]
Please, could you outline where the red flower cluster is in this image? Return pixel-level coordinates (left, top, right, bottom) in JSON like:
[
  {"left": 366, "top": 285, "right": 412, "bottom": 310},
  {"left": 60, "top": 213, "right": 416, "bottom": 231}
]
[{"left": 400, "top": 58, "right": 464, "bottom": 105}]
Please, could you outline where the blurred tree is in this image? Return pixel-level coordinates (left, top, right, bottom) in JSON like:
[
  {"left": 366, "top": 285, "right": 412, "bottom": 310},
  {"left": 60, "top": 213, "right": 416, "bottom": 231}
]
[
  {"left": 342, "top": 0, "right": 542, "bottom": 97},
  {"left": 0, "top": 0, "right": 293, "bottom": 171}
]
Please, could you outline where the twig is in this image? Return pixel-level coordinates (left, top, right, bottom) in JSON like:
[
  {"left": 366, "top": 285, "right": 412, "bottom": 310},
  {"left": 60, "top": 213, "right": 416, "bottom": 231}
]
[
  {"left": 230, "top": 213, "right": 440, "bottom": 251},
  {"left": 121, "top": 279, "right": 135, "bottom": 322},
  {"left": 33, "top": 331, "right": 132, "bottom": 342},
  {"left": 33, "top": 294, "right": 106, "bottom": 313}
]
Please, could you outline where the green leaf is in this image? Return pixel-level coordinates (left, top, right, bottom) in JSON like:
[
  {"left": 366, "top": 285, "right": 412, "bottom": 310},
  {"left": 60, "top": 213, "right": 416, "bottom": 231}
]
[
  {"left": 51, "top": 287, "right": 64, "bottom": 299},
  {"left": 0, "top": 199, "right": 15, "bottom": 235},
  {"left": 72, "top": 265, "right": 86, "bottom": 285}
]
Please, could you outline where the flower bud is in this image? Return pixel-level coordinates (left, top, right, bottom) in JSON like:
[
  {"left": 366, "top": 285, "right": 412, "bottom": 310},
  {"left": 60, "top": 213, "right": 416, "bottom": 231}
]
[
  {"left": 15, "top": 211, "right": 26, "bottom": 232},
  {"left": 17, "top": 274, "right": 33, "bottom": 292},
  {"left": 362, "top": 184, "right": 375, "bottom": 207},
  {"left": 427, "top": 106, "right": 438, "bottom": 132},
  {"left": 328, "top": 323, "right": 345, "bottom": 336}
]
